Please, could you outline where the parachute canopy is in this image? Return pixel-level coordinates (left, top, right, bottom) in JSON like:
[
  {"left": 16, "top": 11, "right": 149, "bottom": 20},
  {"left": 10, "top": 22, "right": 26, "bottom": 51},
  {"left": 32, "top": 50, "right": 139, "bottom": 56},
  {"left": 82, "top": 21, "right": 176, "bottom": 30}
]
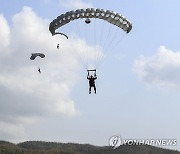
[
  {"left": 49, "top": 8, "right": 132, "bottom": 35},
  {"left": 49, "top": 8, "right": 132, "bottom": 70},
  {"left": 30, "top": 53, "right": 45, "bottom": 60},
  {"left": 53, "top": 32, "right": 68, "bottom": 39}
]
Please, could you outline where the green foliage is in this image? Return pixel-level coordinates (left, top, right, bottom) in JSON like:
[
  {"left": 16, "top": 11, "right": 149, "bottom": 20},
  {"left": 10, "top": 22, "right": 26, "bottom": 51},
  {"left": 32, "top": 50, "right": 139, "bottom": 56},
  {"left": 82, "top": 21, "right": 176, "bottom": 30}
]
[{"left": 0, "top": 140, "right": 179, "bottom": 154}]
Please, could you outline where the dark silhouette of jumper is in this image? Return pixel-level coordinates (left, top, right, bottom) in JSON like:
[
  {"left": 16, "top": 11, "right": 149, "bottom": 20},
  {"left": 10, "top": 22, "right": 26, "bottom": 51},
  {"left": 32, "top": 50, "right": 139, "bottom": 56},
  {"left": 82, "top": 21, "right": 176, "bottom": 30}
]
[
  {"left": 38, "top": 67, "right": 41, "bottom": 74},
  {"left": 57, "top": 44, "right": 59, "bottom": 49},
  {"left": 87, "top": 70, "right": 97, "bottom": 94}
]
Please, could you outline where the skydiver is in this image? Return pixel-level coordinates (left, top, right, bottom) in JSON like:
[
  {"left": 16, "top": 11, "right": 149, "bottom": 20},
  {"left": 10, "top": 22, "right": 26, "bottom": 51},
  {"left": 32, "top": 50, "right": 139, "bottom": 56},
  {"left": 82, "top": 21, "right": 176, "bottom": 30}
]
[
  {"left": 57, "top": 44, "right": 59, "bottom": 49},
  {"left": 38, "top": 67, "right": 41, "bottom": 74},
  {"left": 87, "top": 71, "right": 97, "bottom": 94}
]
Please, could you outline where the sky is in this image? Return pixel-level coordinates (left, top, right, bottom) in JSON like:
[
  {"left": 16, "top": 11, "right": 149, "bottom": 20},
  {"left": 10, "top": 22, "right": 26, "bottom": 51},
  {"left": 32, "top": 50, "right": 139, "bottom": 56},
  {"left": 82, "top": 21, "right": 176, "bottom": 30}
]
[{"left": 0, "top": 0, "right": 180, "bottom": 151}]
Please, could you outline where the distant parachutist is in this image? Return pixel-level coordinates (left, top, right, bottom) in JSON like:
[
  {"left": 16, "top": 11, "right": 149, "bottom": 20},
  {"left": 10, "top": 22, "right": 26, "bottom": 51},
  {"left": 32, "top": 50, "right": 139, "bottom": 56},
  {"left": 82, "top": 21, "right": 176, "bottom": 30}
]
[
  {"left": 57, "top": 44, "right": 60, "bottom": 49},
  {"left": 30, "top": 53, "right": 45, "bottom": 74},
  {"left": 38, "top": 68, "right": 41, "bottom": 74}
]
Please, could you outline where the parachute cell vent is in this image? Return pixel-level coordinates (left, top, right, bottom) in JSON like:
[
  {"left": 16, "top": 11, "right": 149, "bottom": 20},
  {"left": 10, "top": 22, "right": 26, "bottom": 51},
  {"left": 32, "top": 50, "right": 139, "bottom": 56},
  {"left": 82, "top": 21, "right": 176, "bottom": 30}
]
[{"left": 49, "top": 8, "right": 132, "bottom": 35}]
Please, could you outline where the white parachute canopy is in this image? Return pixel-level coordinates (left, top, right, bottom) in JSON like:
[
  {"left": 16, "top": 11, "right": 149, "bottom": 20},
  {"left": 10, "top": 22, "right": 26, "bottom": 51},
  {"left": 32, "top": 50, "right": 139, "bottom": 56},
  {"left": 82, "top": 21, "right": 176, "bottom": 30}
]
[{"left": 49, "top": 8, "right": 132, "bottom": 70}]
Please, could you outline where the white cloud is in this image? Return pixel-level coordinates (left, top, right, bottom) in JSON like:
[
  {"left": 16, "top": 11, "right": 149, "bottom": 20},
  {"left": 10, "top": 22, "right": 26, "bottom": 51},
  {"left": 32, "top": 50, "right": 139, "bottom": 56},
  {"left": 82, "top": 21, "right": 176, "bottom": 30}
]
[
  {"left": 0, "top": 122, "right": 27, "bottom": 143},
  {"left": 133, "top": 46, "right": 180, "bottom": 90},
  {"left": 0, "top": 5, "right": 103, "bottom": 142},
  {"left": 0, "top": 6, "right": 90, "bottom": 142},
  {"left": 0, "top": 14, "right": 10, "bottom": 53},
  {"left": 61, "top": 0, "right": 93, "bottom": 10},
  {"left": 0, "top": 6, "right": 79, "bottom": 117}
]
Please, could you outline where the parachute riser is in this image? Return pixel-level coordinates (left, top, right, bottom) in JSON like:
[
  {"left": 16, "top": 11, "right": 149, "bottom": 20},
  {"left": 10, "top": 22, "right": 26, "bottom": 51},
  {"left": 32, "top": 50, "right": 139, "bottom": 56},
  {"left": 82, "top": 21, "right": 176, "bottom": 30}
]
[{"left": 87, "top": 69, "right": 96, "bottom": 76}]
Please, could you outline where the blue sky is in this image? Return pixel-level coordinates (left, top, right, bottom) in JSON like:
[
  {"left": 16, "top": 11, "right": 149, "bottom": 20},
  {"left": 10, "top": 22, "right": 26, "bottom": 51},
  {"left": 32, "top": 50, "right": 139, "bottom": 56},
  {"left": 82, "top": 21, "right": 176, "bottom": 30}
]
[{"left": 0, "top": 0, "right": 180, "bottom": 151}]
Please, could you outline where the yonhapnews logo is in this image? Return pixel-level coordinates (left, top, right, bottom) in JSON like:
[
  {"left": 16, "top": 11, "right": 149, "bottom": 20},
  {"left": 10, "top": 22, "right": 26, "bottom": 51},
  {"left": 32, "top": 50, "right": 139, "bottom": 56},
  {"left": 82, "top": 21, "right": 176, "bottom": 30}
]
[{"left": 109, "top": 135, "right": 177, "bottom": 149}]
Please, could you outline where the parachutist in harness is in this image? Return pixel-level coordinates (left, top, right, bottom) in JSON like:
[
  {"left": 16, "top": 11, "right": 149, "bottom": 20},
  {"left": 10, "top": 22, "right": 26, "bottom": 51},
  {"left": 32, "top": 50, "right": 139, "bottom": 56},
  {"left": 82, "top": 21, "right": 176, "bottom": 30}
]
[
  {"left": 57, "top": 44, "right": 59, "bottom": 49},
  {"left": 87, "top": 69, "right": 97, "bottom": 94},
  {"left": 38, "top": 67, "right": 41, "bottom": 74},
  {"left": 30, "top": 53, "right": 45, "bottom": 74}
]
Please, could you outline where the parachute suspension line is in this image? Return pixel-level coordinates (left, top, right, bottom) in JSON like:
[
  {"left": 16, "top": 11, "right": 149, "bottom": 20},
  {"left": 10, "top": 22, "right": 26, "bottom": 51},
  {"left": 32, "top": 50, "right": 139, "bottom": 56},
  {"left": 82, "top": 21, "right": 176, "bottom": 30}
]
[
  {"left": 67, "top": 21, "right": 88, "bottom": 70},
  {"left": 94, "top": 19, "right": 105, "bottom": 69},
  {"left": 108, "top": 32, "right": 126, "bottom": 57},
  {"left": 85, "top": 20, "right": 90, "bottom": 69},
  {"left": 102, "top": 15, "right": 129, "bottom": 56},
  {"left": 103, "top": 26, "right": 122, "bottom": 55},
  {"left": 95, "top": 26, "right": 126, "bottom": 68},
  {"left": 95, "top": 21, "right": 113, "bottom": 68},
  {"left": 93, "top": 18, "right": 98, "bottom": 69},
  {"left": 96, "top": 19, "right": 102, "bottom": 69},
  {"left": 102, "top": 22, "right": 113, "bottom": 50},
  {"left": 95, "top": 19, "right": 106, "bottom": 69},
  {"left": 96, "top": 32, "right": 127, "bottom": 68},
  {"left": 68, "top": 37, "right": 87, "bottom": 69},
  {"left": 98, "top": 18, "right": 105, "bottom": 48},
  {"left": 74, "top": 19, "right": 89, "bottom": 69},
  {"left": 75, "top": 19, "right": 87, "bottom": 67},
  {"left": 108, "top": 32, "right": 127, "bottom": 55}
]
